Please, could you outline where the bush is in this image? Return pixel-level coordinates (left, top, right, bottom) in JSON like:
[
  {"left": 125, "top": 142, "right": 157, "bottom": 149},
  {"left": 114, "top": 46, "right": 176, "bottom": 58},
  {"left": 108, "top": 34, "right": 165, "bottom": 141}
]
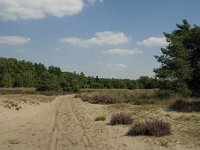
[
  {"left": 110, "top": 113, "right": 133, "bottom": 125},
  {"left": 127, "top": 122, "right": 147, "bottom": 136},
  {"left": 88, "top": 95, "right": 117, "bottom": 104},
  {"left": 133, "top": 100, "right": 154, "bottom": 105},
  {"left": 127, "top": 120, "right": 171, "bottom": 137},
  {"left": 95, "top": 115, "right": 106, "bottom": 121},
  {"left": 170, "top": 100, "right": 200, "bottom": 112}
]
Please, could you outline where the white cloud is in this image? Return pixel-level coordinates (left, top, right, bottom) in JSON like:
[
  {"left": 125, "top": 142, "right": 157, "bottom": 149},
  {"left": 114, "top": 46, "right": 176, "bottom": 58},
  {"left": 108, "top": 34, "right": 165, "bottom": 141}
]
[
  {"left": 87, "top": 0, "right": 103, "bottom": 5},
  {"left": 0, "top": 0, "right": 84, "bottom": 21},
  {"left": 60, "top": 31, "right": 130, "bottom": 47},
  {"left": 137, "top": 37, "right": 168, "bottom": 47},
  {"left": 98, "top": 61, "right": 128, "bottom": 69},
  {"left": 102, "top": 48, "right": 143, "bottom": 56},
  {"left": 0, "top": 36, "right": 30, "bottom": 45}
]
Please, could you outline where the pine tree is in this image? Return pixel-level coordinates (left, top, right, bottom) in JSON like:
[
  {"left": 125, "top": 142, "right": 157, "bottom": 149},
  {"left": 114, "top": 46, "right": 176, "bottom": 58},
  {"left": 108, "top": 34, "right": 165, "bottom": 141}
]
[{"left": 154, "top": 20, "right": 200, "bottom": 96}]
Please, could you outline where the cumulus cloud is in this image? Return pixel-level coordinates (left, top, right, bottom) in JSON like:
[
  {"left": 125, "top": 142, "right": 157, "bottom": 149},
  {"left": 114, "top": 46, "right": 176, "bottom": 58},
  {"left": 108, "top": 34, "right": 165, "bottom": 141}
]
[
  {"left": 102, "top": 48, "right": 143, "bottom": 56},
  {"left": 98, "top": 61, "right": 128, "bottom": 69},
  {"left": 137, "top": 37, "right": 168, "bottom": 47},
  {"left": 0, "top": 0, "right": 84, "bottom": 21},
  {"left": 0, "top": 36, "right": 31, "bottom": 45},
  {"left": 60, "top": 31, "right": 130, "bottom": 47}
]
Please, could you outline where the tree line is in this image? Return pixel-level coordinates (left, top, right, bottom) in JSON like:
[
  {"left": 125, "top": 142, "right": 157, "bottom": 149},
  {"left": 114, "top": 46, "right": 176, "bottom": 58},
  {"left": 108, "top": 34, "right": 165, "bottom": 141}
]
[{"left": 0, "top": 57, "right": 158, "bottom": 92}]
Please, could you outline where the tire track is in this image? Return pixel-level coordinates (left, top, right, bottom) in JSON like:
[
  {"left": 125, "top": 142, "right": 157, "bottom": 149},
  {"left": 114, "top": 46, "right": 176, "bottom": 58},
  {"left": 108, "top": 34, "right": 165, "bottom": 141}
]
[
  {"left": 48, "top": 96, "right": 64, "bottom": 150},
  {"left": 69, "top": 96, "right": 93, "bottom": 148}
]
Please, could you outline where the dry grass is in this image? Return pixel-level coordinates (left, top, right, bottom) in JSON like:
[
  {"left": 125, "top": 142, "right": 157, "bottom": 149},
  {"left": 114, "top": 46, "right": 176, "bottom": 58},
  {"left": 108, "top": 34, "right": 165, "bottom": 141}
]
[
  {"left": 77, "top": 89, "right": 200, "bottom": 148},
  {"left": 77, "top": 89, "right": 157, "bottom": 104},
  {"left": 105, "top": 101, "right": 200, "bottom": 149},
  {"left": 0, "top": 88, "right": 70, "bottom": 96},
  {"left": 0, "top": 94, "right": 56, "bottom": 110},
  {"left": 0, "top": 94, "right": 56, "bottom": 103}
]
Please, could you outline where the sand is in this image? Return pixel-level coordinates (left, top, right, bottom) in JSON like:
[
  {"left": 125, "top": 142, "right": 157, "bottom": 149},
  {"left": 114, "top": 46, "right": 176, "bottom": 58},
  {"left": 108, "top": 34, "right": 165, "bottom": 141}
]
[{"left": 0, "top": 95, "right": 199, "bottom": 150}]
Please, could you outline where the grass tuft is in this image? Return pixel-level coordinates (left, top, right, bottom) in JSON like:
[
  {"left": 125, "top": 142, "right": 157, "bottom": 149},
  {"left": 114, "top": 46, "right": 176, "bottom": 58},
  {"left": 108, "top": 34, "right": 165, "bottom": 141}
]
[{"left": 95, "top": 115, "right": 106, "bottom": 121}]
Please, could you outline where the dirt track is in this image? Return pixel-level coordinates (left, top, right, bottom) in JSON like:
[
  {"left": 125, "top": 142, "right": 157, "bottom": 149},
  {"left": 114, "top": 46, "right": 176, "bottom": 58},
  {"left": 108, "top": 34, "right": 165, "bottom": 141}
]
[
  {"left": 1, "top": 95, "right": 199, "bottom": 150},
  {"left": 47, "top": 95, "right": 146, "bottom": 150},
  {"left": 0, "top": 95, "right": 148, "bottom": 150}
]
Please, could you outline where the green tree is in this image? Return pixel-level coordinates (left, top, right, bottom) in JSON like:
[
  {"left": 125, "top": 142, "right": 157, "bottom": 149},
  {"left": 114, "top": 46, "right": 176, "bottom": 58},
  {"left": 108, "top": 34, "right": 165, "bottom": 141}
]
[
  {"left": 22, "top": 71, "right": 35, "bottom": 87},
  {"left": 36, "top": 71, "right": 61, "bottom": 91},
  {"left": 48, "top": 66, "right": 62, "bottom": 77},
  {"left": 2, "top": 73, "right": 13, "bottom": 88},
  {"left": 14, "top": 74, "right": 23, "bottom": 87},
  {"left": 61, "top": 74, "right": 79, "bottom": 92},
  {"left": 154, "top": 20, "right": 200, "bottom": 96}
]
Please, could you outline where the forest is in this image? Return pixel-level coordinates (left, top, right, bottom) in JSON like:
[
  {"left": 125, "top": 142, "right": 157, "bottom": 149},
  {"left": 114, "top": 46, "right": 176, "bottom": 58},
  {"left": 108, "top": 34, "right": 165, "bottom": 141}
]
[{"left": 0, "top": 57, "right": 158, "bottom": 92}]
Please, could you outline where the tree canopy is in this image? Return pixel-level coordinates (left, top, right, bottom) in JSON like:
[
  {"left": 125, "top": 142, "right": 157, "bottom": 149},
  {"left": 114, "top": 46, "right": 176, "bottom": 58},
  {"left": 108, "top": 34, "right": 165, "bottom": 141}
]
[
  {"left": 0, "top": 57, "right": 158, "bottom": 92},
  {"left": 154, "top": 20, "right": 200, "bottom": 97}
]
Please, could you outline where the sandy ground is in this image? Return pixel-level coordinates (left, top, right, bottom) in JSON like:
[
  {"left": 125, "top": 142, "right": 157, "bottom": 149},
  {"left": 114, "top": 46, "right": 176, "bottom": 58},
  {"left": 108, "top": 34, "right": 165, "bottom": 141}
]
[{"left": 0, "top": 95, "right": 199, "bottom": 150}]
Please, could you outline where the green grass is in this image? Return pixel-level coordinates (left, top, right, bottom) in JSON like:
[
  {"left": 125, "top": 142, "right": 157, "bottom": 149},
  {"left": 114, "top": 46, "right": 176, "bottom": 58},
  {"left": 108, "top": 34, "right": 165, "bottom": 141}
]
[{"left": 95, "top": 115, "right": 106, "bottom": 121}]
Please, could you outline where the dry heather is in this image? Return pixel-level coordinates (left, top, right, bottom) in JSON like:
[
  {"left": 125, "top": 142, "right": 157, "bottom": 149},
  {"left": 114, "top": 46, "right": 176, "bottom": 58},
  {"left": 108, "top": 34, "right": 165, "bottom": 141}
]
[
  {"left": 76, "top": 89, "right": 157, "bottom": 104},
  {"left": 77, "top": 89, "right": 200, "bottom": 149},
  {"left": 105, "top": 102, "right": 200, "bottom": 149},
  {"left": 110, "top": 113, "right": 133, "bottom": 125}
]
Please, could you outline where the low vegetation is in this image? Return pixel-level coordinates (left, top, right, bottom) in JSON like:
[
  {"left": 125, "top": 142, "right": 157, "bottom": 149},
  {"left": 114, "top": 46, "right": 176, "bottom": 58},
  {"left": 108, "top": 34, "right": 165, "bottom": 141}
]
[
  {"left": 127, "top": 120, "right": 171, "bottom": 137},
  {"left": 110, "top": 113, "right": 133, "bottom": 125},
  {"left": 84, "top": 95, "right": 117, "bottom": 104},
  {"left": 95, "top": 115, "right": 106, "bottom": 121},
  {"left": 170, "top": 99, "right": 200, "bottom": 112},
  {"left": 76, "top": 89, "right": 159, "bottom": 104}
]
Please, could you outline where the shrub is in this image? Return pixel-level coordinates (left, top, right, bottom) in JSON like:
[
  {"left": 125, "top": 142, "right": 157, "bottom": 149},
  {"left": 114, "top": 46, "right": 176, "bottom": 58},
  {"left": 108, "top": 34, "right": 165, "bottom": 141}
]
[
  {"left": 127, "top": 120, "right": 171, "bottom": 137},
  {"left": 89, "top": 95, "right": 117, "bottom": 104},
  {"left": 170, "top": 100, "right": 200, "bottom": 112},
  {"left": 133, "top": 100, "right": 154, "bottom": 105},
  {"left": 127, "top": 122, "right": 147, "bottom": 136},
  {"left": 110, "top": 113, "right": 133, "bottom": 125},
  {"left": 95, "top": 115, "right": 106, "bottom": 121},
  {"left": 75, "top": 94, "right": 91, "bottom": 102}
]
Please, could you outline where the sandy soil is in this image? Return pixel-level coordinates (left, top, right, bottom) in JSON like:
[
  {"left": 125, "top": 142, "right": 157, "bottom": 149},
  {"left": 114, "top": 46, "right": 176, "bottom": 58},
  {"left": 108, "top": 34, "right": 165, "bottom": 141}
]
[{"left": 0, "top": 95, "right": 199, "bottom": 150}]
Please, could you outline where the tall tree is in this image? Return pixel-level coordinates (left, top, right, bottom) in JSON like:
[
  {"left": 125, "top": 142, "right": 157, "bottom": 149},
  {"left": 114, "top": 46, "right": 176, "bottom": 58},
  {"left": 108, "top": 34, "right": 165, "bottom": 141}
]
[
  {"left": 154, "top": 20, "right": 200, "bottom": 96},
  {"left": 22, "top": 71, "right": 35, "bottom": 87},
  {"left": 2, "top": 73, "right": 13, "bottom": 88}
]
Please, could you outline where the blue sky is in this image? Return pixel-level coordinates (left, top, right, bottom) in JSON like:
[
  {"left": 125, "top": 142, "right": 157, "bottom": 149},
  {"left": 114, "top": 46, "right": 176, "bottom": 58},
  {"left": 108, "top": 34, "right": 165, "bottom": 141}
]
[{"left": 0, "top": 0, "right": 200, "bottom": 79}]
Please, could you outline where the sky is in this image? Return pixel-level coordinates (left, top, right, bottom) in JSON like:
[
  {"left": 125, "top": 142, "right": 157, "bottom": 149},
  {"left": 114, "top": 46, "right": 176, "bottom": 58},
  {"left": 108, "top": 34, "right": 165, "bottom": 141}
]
[{"left": 0, "top": 0, "right": 200, "bottom": 79}]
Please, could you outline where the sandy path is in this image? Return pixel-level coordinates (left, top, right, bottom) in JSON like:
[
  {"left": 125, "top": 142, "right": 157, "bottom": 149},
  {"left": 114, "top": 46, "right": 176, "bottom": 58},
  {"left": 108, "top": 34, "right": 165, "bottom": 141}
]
[
  {"left": 1, "top": 95, "right": 180, "bottom": 150},
  {"left": 0, "top": 96, "right": 61, "bottom": 150},
  {"left": 51, "top": 95, "right": 149, "bottom": 150}
]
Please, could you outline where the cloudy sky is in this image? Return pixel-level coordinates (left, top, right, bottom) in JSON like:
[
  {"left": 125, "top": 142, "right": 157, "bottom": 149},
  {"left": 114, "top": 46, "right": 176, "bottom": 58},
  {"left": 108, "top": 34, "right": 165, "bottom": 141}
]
[{"left": 0, "top": 0, "right": 200, "bottom": 79}]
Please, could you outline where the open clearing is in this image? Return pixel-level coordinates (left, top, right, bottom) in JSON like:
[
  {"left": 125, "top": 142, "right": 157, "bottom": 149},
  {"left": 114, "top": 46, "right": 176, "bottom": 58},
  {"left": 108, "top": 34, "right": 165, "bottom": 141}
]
[{"left": 0, "top": 94, "right": 200, "bottom": 150}]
